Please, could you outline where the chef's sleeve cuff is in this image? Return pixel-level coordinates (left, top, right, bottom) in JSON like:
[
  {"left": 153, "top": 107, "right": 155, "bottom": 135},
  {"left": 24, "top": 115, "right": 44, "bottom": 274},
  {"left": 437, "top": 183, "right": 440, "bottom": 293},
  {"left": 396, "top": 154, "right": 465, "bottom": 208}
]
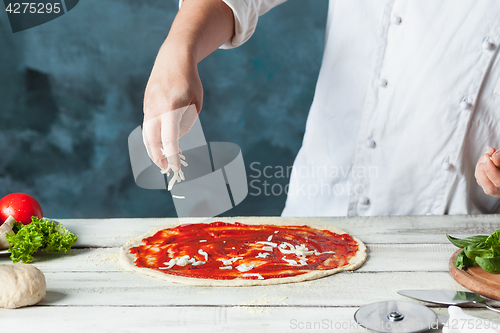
[{"left": 179, "top": 0, "right": 286, "bottom": 49}]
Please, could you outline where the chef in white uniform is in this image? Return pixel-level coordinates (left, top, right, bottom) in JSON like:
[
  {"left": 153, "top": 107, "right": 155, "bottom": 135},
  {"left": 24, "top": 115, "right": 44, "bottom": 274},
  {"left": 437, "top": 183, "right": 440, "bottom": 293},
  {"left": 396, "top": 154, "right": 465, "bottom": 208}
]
[{"left": 142, "top": 0, "right": 500, "bottom": 217}]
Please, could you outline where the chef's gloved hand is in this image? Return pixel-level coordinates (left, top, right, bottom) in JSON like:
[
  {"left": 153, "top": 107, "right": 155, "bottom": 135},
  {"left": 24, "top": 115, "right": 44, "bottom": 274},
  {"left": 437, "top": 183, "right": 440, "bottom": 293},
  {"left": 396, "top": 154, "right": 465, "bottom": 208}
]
[
  {"left": 142, "top": 43, "right": 202, "bottom": 182},
  {"left": 143, "top": 104, "right": 198, "bottom": 172},
  {"left": 475, "top": 146, "right": 500, "bottom": 198},
  {"left": 443, "top": 306, "right": 500, "bottom": 333}
]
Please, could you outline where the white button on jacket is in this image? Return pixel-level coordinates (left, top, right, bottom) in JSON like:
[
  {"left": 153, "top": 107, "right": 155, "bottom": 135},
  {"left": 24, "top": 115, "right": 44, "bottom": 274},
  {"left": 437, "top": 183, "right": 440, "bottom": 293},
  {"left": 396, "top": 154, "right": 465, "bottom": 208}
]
[
  {"left": 378, "top": 78, "right": 388, "bottom": 88},
  {"left": 365, "top": 139, "right": 376, "bottom": 149},
  {"left": 180, "top": 0, "right": 500, "bottom": 216},
  {"left": 391, "top": 16, "right": 402, "bottom": 25}
]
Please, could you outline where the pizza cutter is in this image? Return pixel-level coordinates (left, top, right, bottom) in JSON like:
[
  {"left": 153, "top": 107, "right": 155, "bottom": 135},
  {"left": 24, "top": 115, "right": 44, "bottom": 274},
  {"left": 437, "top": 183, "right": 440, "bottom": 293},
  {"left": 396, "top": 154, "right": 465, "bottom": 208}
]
[{"left": 354, "top": 301, "right": 439, "bottom": 333}]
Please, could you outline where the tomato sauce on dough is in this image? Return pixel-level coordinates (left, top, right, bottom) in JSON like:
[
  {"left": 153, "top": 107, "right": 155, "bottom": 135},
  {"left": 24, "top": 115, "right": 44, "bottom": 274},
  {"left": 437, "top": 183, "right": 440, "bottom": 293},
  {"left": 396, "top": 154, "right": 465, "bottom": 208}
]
[{"left": 130, "top": 222, "right": 359, "bottom": 280}]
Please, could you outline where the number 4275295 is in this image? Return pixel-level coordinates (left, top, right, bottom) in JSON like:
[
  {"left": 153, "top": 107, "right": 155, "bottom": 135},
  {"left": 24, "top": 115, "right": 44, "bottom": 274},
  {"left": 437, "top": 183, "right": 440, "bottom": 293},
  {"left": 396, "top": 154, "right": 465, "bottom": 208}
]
[{"left": 5, "top": 3, "right": 61, "bottom": 14}]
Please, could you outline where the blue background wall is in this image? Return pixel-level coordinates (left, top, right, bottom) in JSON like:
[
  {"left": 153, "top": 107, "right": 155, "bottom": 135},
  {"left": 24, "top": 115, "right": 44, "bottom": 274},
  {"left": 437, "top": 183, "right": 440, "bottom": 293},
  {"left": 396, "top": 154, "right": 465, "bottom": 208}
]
[{"left": 0, "top": 0, "right": 328, "bottom": 218}]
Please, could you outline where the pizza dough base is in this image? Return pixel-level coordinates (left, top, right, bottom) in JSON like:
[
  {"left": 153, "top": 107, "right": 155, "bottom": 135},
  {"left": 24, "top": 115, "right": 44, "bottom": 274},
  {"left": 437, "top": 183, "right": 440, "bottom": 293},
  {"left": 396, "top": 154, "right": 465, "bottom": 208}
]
[{"left": 120, "top": 218, "right": 367, "bottom": 287}]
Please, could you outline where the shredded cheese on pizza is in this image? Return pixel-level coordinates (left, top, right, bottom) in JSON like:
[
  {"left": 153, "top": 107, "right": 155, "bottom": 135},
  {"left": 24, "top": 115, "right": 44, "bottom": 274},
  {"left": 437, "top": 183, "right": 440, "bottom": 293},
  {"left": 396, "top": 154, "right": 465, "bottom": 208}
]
[{"left": 129, "top": 222, "right": 360, "bottom": 280}]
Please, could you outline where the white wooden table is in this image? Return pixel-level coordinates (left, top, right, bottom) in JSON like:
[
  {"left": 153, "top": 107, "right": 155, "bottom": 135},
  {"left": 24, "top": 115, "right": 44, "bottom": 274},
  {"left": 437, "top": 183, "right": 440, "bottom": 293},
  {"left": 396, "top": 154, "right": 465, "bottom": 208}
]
[{"left": 1, "top": 215, "right": 500, "bottom": 333}]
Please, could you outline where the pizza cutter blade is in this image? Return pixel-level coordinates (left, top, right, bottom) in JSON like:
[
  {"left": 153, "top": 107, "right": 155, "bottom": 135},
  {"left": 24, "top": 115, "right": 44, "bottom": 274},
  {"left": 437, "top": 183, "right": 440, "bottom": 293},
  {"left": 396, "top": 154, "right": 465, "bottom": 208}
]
[{"left": 354, "top": 301, "right": 438, "bottom": 333}]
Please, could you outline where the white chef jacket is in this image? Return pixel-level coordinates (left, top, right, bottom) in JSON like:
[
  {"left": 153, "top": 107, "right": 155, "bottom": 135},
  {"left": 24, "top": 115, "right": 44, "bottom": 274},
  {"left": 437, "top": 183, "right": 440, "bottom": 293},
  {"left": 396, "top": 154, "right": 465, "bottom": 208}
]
[{"left": 181, "top": 0, "right": 500, "bottom": 216}]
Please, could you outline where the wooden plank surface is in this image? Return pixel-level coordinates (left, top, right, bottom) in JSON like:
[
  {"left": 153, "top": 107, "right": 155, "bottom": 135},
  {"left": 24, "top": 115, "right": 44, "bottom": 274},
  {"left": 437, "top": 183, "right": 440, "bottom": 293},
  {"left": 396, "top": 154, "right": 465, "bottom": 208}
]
[
  {"left": 3, "top": 306, "right": 500, "bottom": 333},
  {"left": 0, "top": 306, "right": 444, "bottom": 333},
  {"left": 52, "top": 215, "right": 500, "bottom": 247},
  {"left": 1, "top": 215, "right": 499, "bottom": 333},
  {"left": 2, "top": 244, "right": 499, "bottom": 308},
  {"left": 34, "top": 271, "right": 467, "bottom": 307}
]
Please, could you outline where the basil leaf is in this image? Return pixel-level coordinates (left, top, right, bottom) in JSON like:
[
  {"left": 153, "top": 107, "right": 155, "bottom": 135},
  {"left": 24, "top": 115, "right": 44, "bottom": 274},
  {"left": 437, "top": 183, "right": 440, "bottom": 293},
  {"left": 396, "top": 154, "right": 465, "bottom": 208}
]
[
  {"left": 454, "top": 249, "right": 476, "bottom": 269},
  {"left": 446, "top": 234, "right": 488, "bottom": 248},
  {"left": 476, "top": 256, "right": 500, "bottom": 274},
  {"left": 485, "top": 230, "right": 500, "bottom": 247},
  {"left": 454, "top": 249, "right": 465, "bottom": 269},
  {"left": 492, "top": 245, "right": 500, "bottom": 257},
  {"left": 453, "top": 291, "right": 480, "bottom": 302},
  {"left": 464, "top": 242, "right": 491, "bottom": 260}
]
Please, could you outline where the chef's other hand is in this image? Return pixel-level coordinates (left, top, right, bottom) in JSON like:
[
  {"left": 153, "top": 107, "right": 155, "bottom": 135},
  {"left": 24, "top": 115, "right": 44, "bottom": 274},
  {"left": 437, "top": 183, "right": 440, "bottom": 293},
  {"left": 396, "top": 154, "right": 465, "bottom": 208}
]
[
  {"left": 475, "top": 146, "right": 500, "bottom": 197},
  {"left": 142, "top": 43, "right": 202, "bottom": 173}
]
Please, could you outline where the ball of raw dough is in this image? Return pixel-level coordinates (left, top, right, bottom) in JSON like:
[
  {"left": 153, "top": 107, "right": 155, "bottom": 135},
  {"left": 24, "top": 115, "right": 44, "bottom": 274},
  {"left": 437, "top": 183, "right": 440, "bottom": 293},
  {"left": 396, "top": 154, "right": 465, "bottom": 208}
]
[{"left": 0, "top": 263, "right": 46, "bottom": 308}]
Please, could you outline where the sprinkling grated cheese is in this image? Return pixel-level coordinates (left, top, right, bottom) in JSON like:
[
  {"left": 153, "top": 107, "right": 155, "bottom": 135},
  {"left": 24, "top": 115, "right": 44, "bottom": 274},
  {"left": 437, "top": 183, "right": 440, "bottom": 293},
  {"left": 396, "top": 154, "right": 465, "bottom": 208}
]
[
  {"left": 278, "top": 242, "right": 315, "bottom": 257},
  {"left": 160, "top": 258, "right": 178, "bottom": 269},
  {"left": 198, "top": 249, "right": 209, "bottom": 261},
  {"left": 281, "top": 256, "right": 307, "bottom": 266},
  {"left": 199, "top": 240, "right": 207, "bottom": 242},
  {"left": 160, "top": 153, "right": 188, "bottom": 191},
  {"left": 159, "top": 255, "right": 204, "bottom": 269},
  {"left": 282, "top": 257, "right": 298, "bottom": 265},
  {"left": 218, "top": 257, "right": 243, "bottom": 265},
  {"left": 236, "top": 264, "right": 255, "bottom": 272},
  {"left": 257, "top": 241, "right": 278, "bottom": 247},
  {"left": 219, "top": 259, "right": 231, "bottom": 265},
  {"left": 277, "top": 242, "right": 295, "bottom": 254},
  {"left": 176, "top": 255, "right": 195, "bottom": 266},
  {"left": 313, "top": 250, "right": 336, "bottom": 255},
  {"left": 276, "top": 242, "right": 334, "bottom": 257},
  {"left": 219, "top": 266, "right": 233, "bottom": 270},
  {"left": 267, "top": 235, "right": 273, "bottom": 241},
  {"left": 262, "top": 246, "right": 273, "bottom": 252},
  {"left": 294, "top": 244, "right": 316, "bottom": 257},
  {"left": 256, "top": 252, "right": 270, "bottom": 259},
  {"left": 242, "top": 273, "right": 264, "bottom": 280},
  {"left": 161, "top": 166, "right": 185, "bottom": 191}
]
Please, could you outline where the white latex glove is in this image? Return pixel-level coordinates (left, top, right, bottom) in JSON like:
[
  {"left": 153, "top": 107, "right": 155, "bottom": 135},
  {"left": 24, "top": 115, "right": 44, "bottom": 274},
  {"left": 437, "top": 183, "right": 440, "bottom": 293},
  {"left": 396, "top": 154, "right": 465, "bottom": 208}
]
[
  {"left": 443, "top": 306, "right": 500, "bottom": 333},
  {"left": 142, "top": 105, "right": 198, "bottom": 189}
]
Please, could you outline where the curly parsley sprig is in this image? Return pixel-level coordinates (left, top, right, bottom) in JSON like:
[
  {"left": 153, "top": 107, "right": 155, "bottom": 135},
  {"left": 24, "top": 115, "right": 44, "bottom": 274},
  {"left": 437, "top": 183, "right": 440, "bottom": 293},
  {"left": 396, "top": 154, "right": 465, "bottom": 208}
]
[{"left": 6, "top": 216, "right": 78, "bottom": 263}]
